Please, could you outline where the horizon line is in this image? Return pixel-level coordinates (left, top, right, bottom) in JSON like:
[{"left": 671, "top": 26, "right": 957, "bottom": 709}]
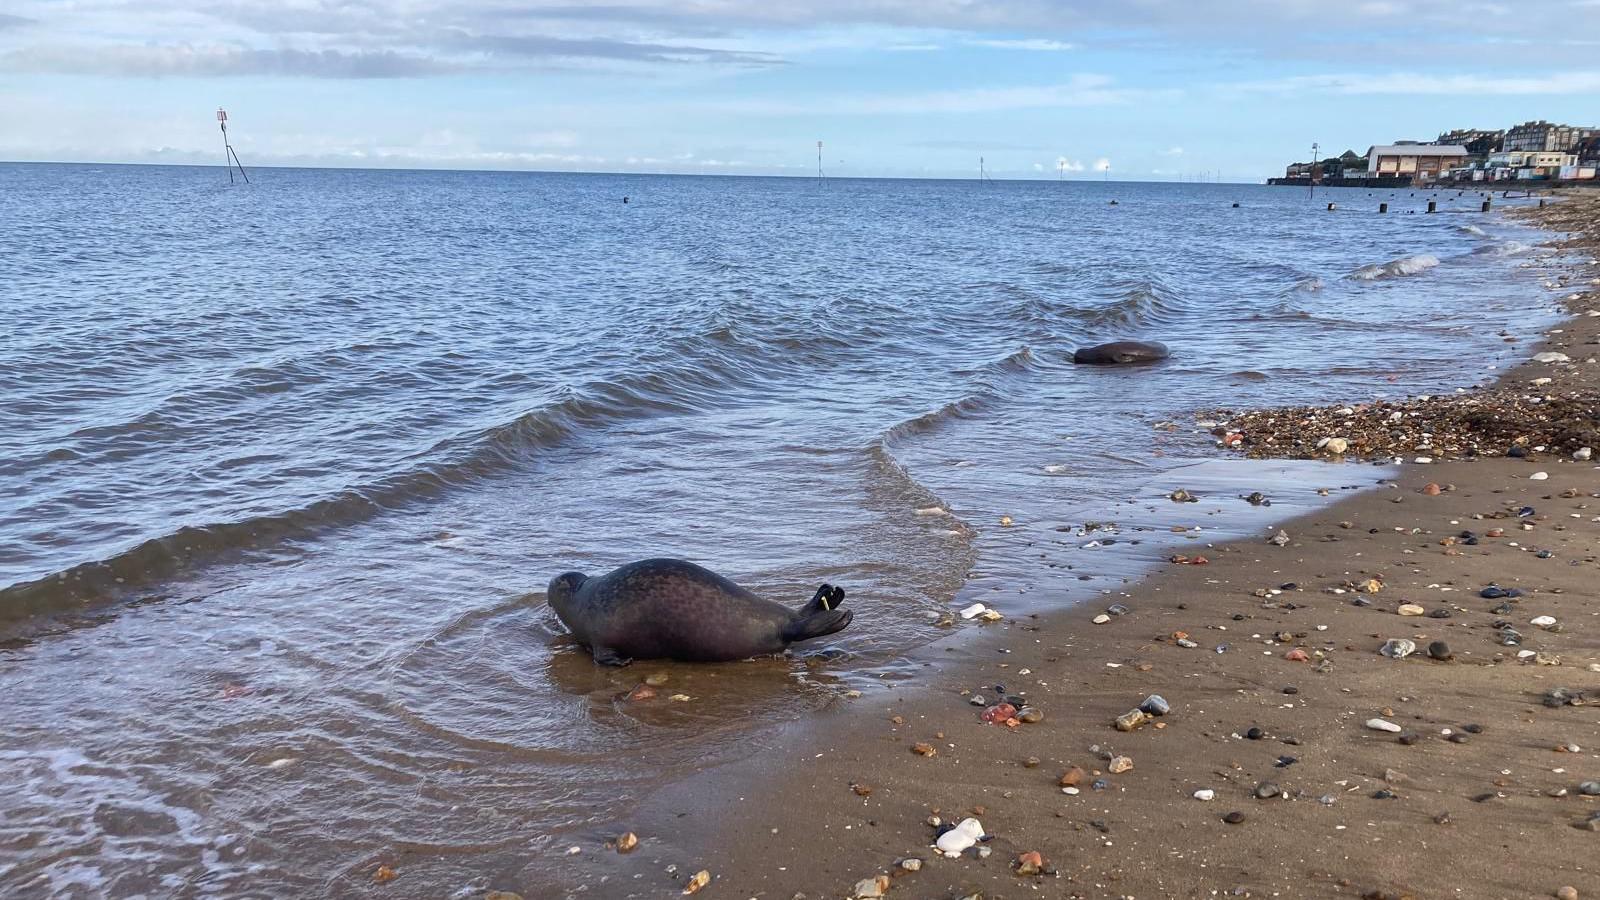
[{"left": 0, "top": 158, "right": 1259, "bottom": 184}]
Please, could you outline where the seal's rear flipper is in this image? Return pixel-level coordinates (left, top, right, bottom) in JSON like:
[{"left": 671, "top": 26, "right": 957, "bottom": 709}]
[
  {"left": 784, "top": 607, "right": 853, "bottom": 644},
  {"left": 800, "top": 584, "right": 847, "bottom": 615}
]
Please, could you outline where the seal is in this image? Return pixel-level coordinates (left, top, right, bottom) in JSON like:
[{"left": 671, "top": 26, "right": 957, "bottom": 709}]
[
  {"left": 546, "top": 558, "right": 853, "bottom": 665},
  {"left": 1072, "top": 340, "right": 1170, "bottom": 365}
]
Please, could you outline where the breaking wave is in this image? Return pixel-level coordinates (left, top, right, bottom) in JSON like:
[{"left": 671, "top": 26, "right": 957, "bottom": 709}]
[{"left": 1348, "top": 254, "right": 1440, "bottom": 280}]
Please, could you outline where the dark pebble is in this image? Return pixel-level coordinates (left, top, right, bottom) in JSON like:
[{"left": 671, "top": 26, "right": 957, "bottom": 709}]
[
  {"left": 1517, "top": 506, "right": 1535, "bottom": 517},
  {"left": 1282, "top": 686, "right": 1299, "bottom": 695},
  {"left": 1433, "top": 812, "right": 1451, "bottom": 825},
  {"left": 1461, "top": 723, "right": 1483, "bottom": 734},
  {"left": 1279, "top": 582, "right": 1298, "bottom": 590},
  {"left": 1427, "top": 641, "right": 1453, "bottom": 661},
  {"left": 1275, "top": 756, "right": 1298, "bottom": 768},
  {"left": 1537, "top": 550, "right": 1554, "bottom": 559},
  {"left": 1471, "top": 792, "right": 1496, "bottom": 803},
  {"left": 1107, "top": 603, "right": 1130, "bottom": 617},
  {"left": 1091, "top": 779, "right": 1109, "bottom": 791},
  {"left": 1245, "top": 727, "right": 1264, "bottom": 740},
  {"left": 1398, "top": 733, "right": 1421, "bottom": 745},
  {"left": 1508, "top": 446, "right": 1527, "bottom": 458},
  {"left": 1489, "top": 602, "right": 1513, "bottom": 615},
  {"left": 1372, "top": 789, "right": 1397, "bottom": 800},
  {"left": 1577, "top": 781, "right": 1600, "bottom": 796},
  {"left": 1448, "top": 733, "right": 1470, "bottom": 744},
  {"left": 1427, "top": 609, "right": 1451, "bottom": 619},
  {"left": 1352, "top": 597, "right": 1372, "bottom": 607},
  {"left": 1223, "top": 811, "right": 1246, "bottom": 824}
]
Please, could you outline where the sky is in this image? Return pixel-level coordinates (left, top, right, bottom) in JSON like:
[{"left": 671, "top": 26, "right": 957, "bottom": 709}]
[{"left": 1, "top": 1, "right": 1599, "bottom": 180}]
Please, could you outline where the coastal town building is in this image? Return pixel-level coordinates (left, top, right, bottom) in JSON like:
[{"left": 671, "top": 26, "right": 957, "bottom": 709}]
[
  {"left": 1366, "top": 144, "right": 1468, "bottom": 179},
  {"left": 1435, "top": 128, "right": 1503, "bottom": 157},
  {"left": 1487, "top": 150, "right": 1579, "bottom": 179},
  {"left": 1503, "top": 120, "right": 1596, "bottom": 153}
]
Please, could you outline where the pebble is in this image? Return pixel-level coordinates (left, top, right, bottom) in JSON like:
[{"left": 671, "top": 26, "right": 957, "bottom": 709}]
[
  {"left": 934, "top": 818, "right": 984, "bottom": 857},
  {"left": 1426, "top": 640, "right": 1453, "bottom": 661},
  {"left": 1254, "top": 782, "right": 1281, "bottom": 799},
  {"left": 958, "top": 603, "right": 987, "bottom": 619},
  {"left": 1139, "top": 694, "right": 1171, "bottom": 716},
  {"left": 1397, "top": 604, "right": 1425, "bottom": 617},
  {"left": 1108, "top": 756, "right": 1134, "bottom": 774},
  {"left": 1576, "top": 447, "right": 1594, "bottom": 461},
  {"left": 1222, "top": 811, "right": 1246, "bottom": 824},
  {"left": 1531, "top": 471, "right": 1550, "bottom": 481},
  {"left": 1107, "top": 603, "right": 1131, "bottom": 617},
  {"left": 1092, "top": 614, "right": 1111, "bottom": 625},
  {"left": 1193, "top": 789, "right": 1216, "bottom": 801},
  {"left": 1379, "top": 638, "right": 1416, "bottom": 659},
  {"left": 898, "top": 857, "right": 923, "bottom": 873},
  {"left": 1115, "top": 709, "right": 1149, "bottom": 732},
  {"left": 1531, "top": 615, "right": 1558, "bottom": 628},
  {"left": 1017, "top": 706, "right": 1044, "bottom": 724},
  {"left": 1557, "top": 888, "right": 1578, "bottom": 900},
  {"left": 1533, "top": 352, "right": 1571, "bottom": 363},
  {"left": 1245, "top": 726, "right": 1264, "bottom": 740},
  {"left": 1320, "top": 437, "right": 1350, "bottom": 454},
  {"left": 852, "top": 876, "right": 889, "bottom": 899},
  {"left": 1367, "top": 718, "right": 1403, "bottom": 733},
  {"left": 1269, "top": 529, "right": 1291, "bottom": 547},
  {"left": 1059, "top": 767, "right": 1085, "bottom": 787},
  {"left": 1579, "top": 781, "right": 1600, "bottom": 796}
]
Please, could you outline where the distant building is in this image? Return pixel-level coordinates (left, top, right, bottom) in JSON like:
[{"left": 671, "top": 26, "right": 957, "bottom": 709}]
[
  {"left": 1503, "top": 120, "right": 1597, "bottom": 153},
  {"left": 1576, "top": 135, "right": 1600, "bottom": 165},
  {"left": 1436, "top": 128, "right": 1503, "bottom": 156},
  {"left": 1487, "top": 150, "right": 1578, "bottom": 179},
  {"left": 1366, "top": 144, "right": 1468, "bottom": 180}
]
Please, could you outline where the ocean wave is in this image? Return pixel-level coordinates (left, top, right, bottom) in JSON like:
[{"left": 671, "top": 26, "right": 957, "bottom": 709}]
[
  {"left": 877, "top": 394, "right": 996, "bottom": 445},
  {"left": 1457, "top": 224, "right": 1488, "bottom": 237},
  {"left": 0, "top": 361, "right": 758, "bottom": 624},
  {"left": 1347, "top": 254, "right": 1440, "bottom": 280},
  {"left": 1083, "top": 279, "right": 1188, "bottom": 329},
  {"left": 1471, "top": 240, "right": 1532, "bottom": 257}
]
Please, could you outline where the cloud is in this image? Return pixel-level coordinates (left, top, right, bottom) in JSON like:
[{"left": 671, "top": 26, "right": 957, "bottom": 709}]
[
  {"left": 1, "top": 44, "right": 453, "bottom": 78},
  {"left": 1093, "top": 157, "right": 1111, "bottom": 171},
  {"left": 967, "top": 38, "right": 1075, "bottom": 51},
  {"left": 1161, "top": 145, "right": 1184, "bottom": 155},
  {"left": 912, "top": 139, "right": 1050, "bottom": 151},
  {"left": 1056, "top": 156, "right": 1085, "bottom": 171},
  {"left": 722, "top": 74, "right": 1172, "bottom": 116},
  {"left": 0, "top": 13, "right": 34, "bottom": 30},
  {"left": 1222, "top": 70, "right": 1600, "bottom": 95}
]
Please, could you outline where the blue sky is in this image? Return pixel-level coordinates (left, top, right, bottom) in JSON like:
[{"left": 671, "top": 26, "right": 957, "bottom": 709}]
[{"left": 2, "top": 1, "right": 1598, "bottom": 180}]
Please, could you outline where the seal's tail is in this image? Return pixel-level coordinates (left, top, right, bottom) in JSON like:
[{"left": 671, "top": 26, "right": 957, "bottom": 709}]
[{"left": 784, "top": 607, "right": 853, "bottom": 644}]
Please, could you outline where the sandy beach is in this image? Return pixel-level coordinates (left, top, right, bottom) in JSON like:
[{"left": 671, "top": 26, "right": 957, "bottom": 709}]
[{"left": 566, "top": 194, "right": 1600, "bottom": 900}]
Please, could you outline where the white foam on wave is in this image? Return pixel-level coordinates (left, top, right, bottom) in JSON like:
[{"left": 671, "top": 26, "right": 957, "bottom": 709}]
[
  {"left": 914, "top": 506, "right": 950, "bottom": 517},
  {"left": 1348, "top": 254, "right": 1440, "bottom": 280},
  {"left": 1458, "top": 224, "right": 1488, "bottom": 237}
]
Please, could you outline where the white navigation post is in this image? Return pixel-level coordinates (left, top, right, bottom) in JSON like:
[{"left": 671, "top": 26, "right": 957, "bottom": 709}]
[{"left": 218, "top": 107, "right": 250, "bottom": 184}]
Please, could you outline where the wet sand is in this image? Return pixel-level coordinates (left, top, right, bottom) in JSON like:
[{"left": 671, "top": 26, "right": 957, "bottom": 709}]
[{"left": 564, "top": 195, "right": 1600, "bottom": 899}]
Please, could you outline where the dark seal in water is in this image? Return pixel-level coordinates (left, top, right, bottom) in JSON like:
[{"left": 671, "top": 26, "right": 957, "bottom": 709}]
[
  {"left": 1072, "top": 341, "right": 1170, "bottom": 365},
  {"left": 546, "top": 558, "right": 852, "bottom": 665}
]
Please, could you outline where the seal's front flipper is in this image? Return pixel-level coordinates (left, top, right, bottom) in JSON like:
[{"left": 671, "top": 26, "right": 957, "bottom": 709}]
[
  {"left": 783, "top": 607, "right": 853, "bottom": 645},
  {"left": 592, "top": 645, "right": 633, "bottom": 667}
]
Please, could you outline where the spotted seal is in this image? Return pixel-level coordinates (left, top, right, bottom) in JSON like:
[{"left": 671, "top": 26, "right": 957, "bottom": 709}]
[
  {"left": 546, "top": 558, "right": 852, "bottom": 665},
  {"left": 1072, "top": 340, "right": 1170, "bottom": 365}
]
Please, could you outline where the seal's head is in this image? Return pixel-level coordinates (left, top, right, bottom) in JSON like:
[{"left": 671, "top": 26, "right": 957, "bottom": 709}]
[{"left": 547, "top": 571, "right": 589, "bottom": 621}]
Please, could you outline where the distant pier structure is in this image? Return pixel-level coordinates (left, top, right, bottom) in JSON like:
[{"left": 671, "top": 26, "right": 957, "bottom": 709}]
[{"left": 217, "top": 107, "right": 250, "bottom": 184}]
